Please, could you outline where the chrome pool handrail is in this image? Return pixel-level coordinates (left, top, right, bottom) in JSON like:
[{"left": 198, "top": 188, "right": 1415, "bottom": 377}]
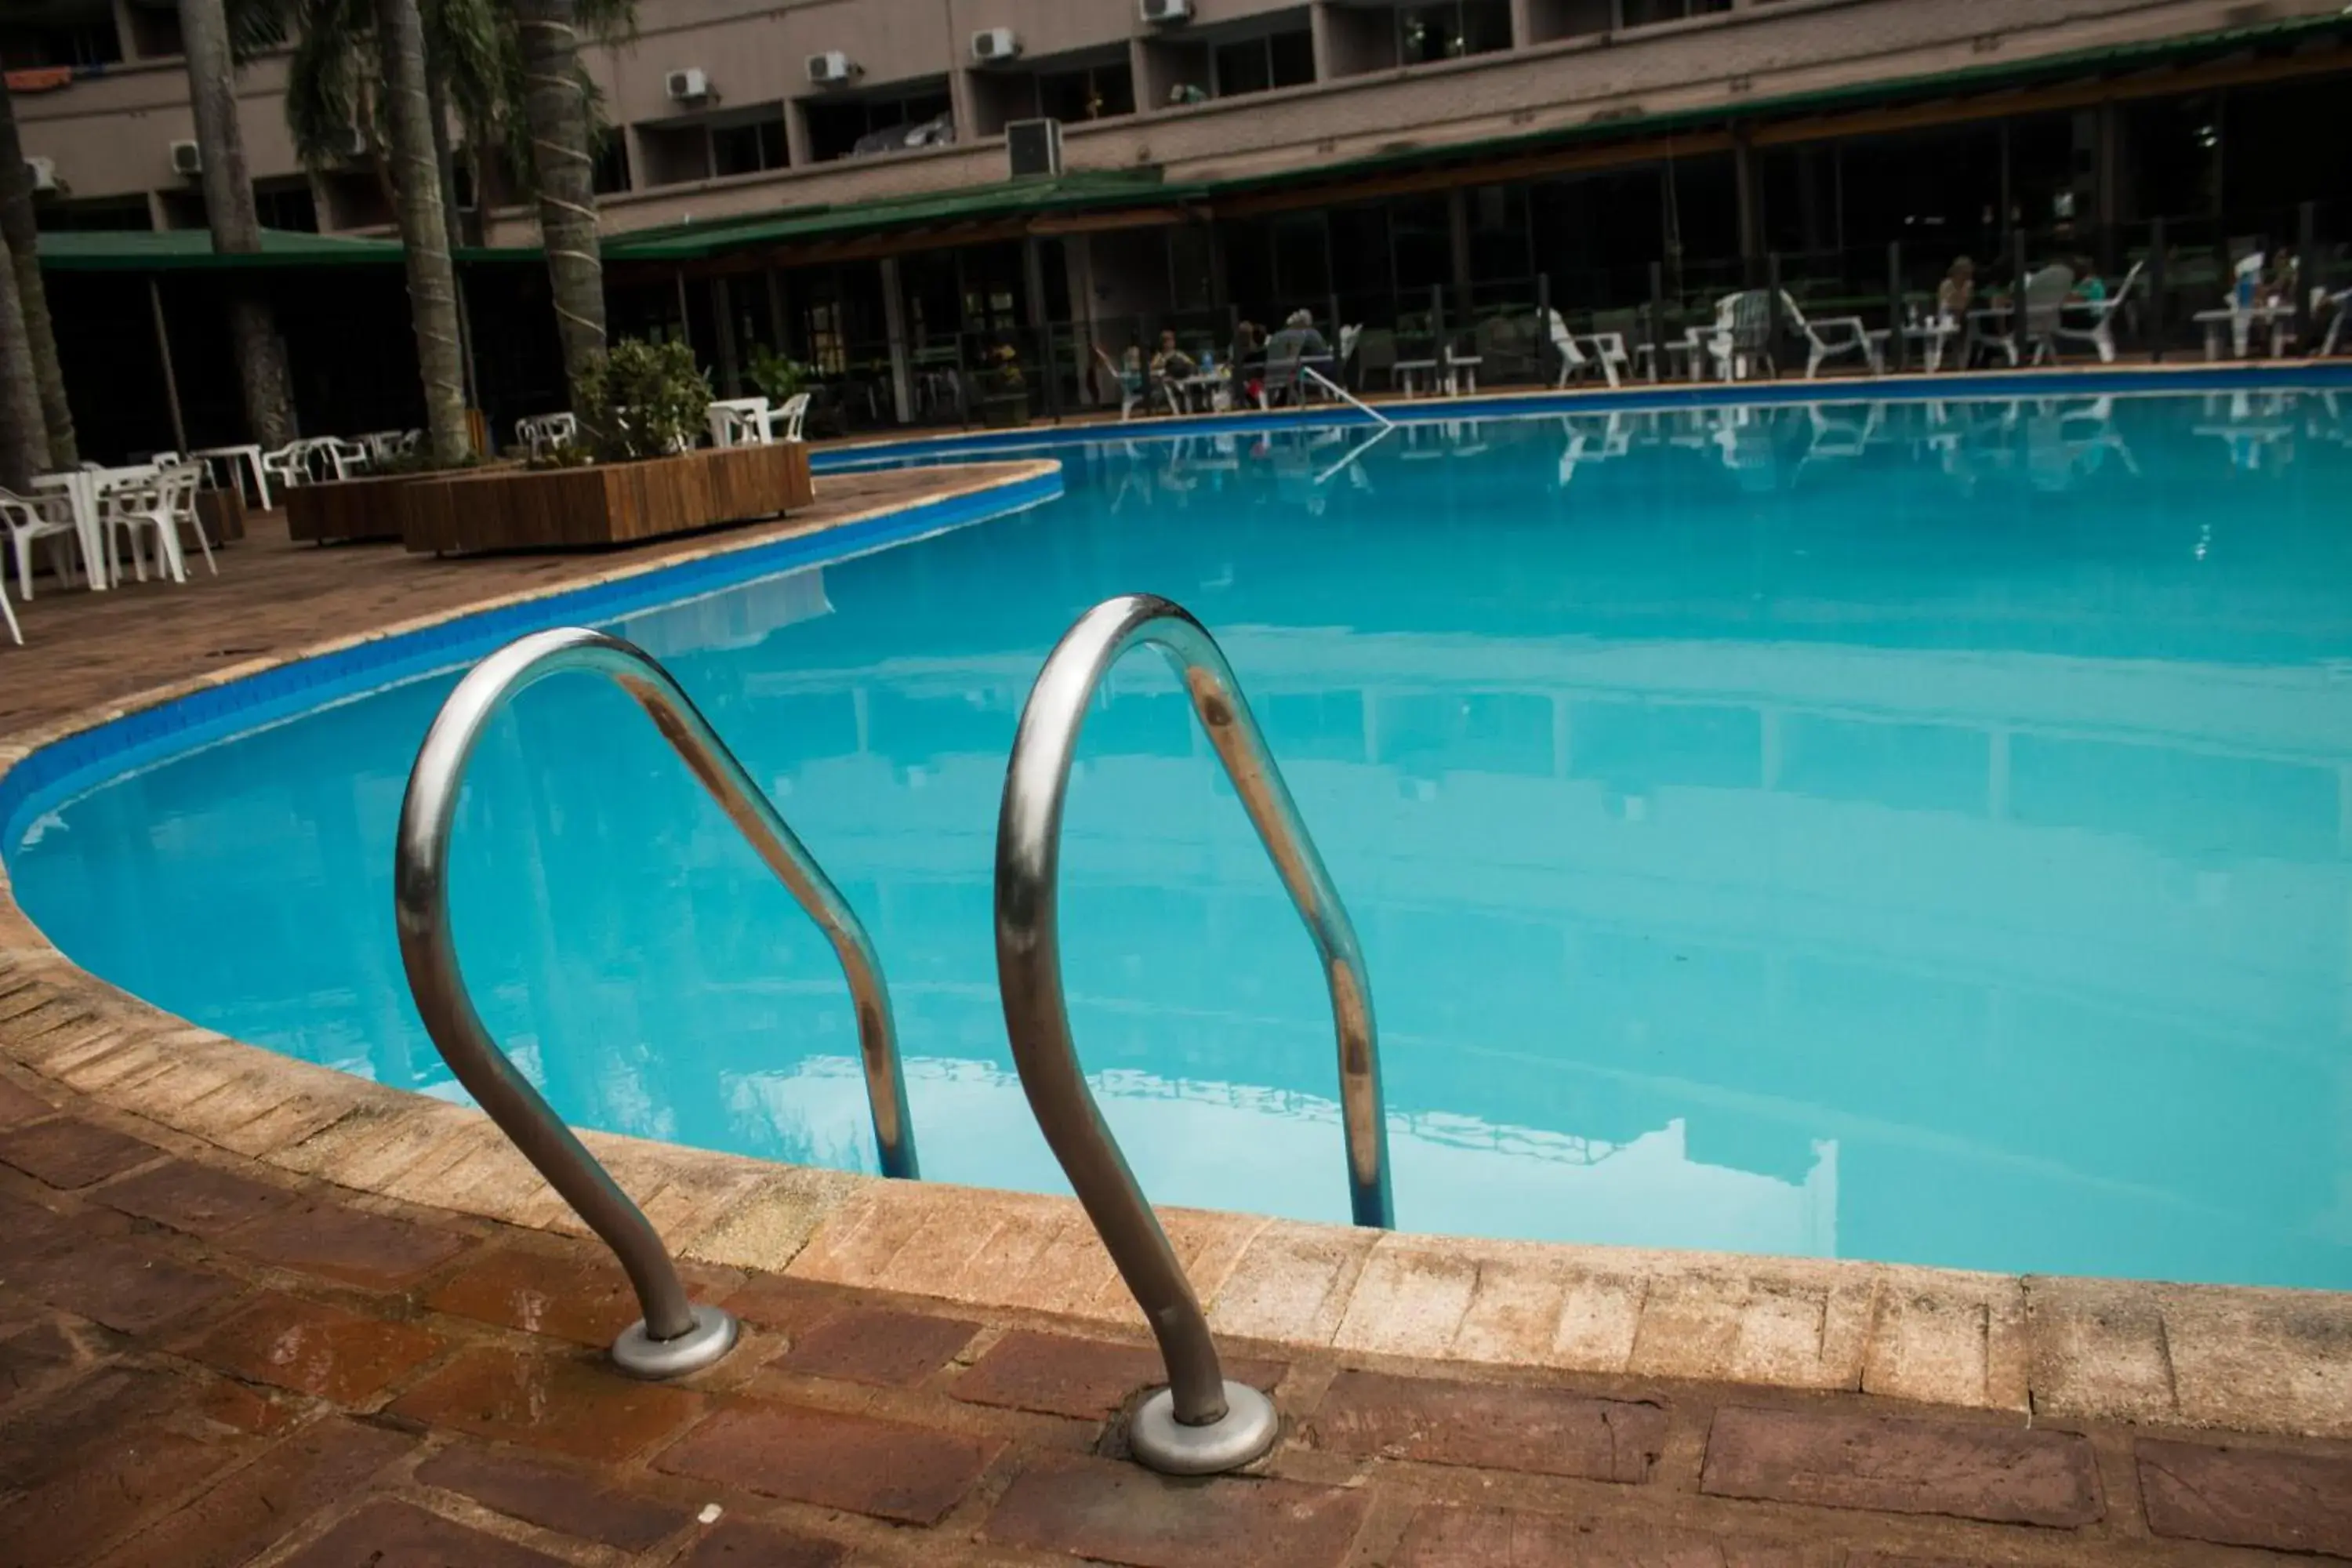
[
  {"left": 394, "top": 626, "right": 920, "bottom": 1378},
  {"left": 994, "top": 594, "right": 1391, "bottom": 1474}
]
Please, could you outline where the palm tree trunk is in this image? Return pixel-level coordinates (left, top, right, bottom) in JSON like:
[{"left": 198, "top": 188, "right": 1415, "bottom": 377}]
[
  {"left": 422, "top": 53, "right": 469, "bottom": 250},
  {"left": 0, "top": 75, "right": 74, "bottom": 466},
  {"left": 178, "top": 0, "right": 297, "bottom": 448},
  {"left": 372, "top": 0, "right": 470, "bottom": 466},
  {"left": 514, "top": 0, "right": 605, "bottom": 416},
  {"left": 0, "top": 230, "right": 49, "bottom": 492}
]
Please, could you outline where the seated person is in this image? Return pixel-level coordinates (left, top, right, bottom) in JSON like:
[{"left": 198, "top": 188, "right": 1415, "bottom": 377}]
[
  {"left": 1936, "top": 257, "right": 1975, "bottom": 323},
  {"left": 1149, "top": 329, "right": 1197, "bottom": 381},
  {"left": 1264, "top": 309, "right": 1330, "bottom": 364}
]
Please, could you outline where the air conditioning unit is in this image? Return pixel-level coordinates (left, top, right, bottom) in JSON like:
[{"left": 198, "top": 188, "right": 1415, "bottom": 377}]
[
  {"left": 804, "top": 50, "right": 858, "bottom": 85},
  {"left": 665, "top": 67, "right": 710, "bottom": 102},
  {"left": 24, "top": 157, "right": 56, "bottom": 194},
  {"left": 328, "top": 125, "right": 367, "bottom": 161},
  {"left": 169, "top": 139, "right": 202, "bottom": 176},
  {"left": 971, "top": 27, "right": 1020, "bottom": 64},
  {"left": 1139, "top": 0, "right": 1192, "bottom": 24},
  {"left": 1007, "top": 118, "right": 1062, "bottom": 179}
]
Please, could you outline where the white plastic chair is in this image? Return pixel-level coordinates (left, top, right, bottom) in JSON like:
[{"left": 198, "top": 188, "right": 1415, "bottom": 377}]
[
  {"left": 1780, "top": 292, "right": 1887, "bottom": 378},
  {"left": 100, "top": 463, "right": 205, "bottom": 584},
  {"left": 0, "top": 486, "right": 86, "bottom": 599},
  {"left": 1545, "top": 309, "right": 1623, "bottom": 390},
  {"left": 515, "top": 412, "right": 579, "bottom": 459},
  {"left": 706, "top": 397, "right": 773, "bottom": 448},
  {"left": 2052, "top": 261, "right": 2144, "bottom": 365},
  {"left": 773, "top": 392, "right": 811, "bottom": 442},
  {"left": 2020, "top": 266, "right": 2076, "bottom": 365}
]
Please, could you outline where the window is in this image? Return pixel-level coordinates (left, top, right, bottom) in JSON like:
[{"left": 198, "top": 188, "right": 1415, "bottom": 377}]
[
  {"left": 1398, "top": 0, "right": 1510, "bottom": 65},
  {"left": 35, "top": 197, "right": 150, "bottom": 233},
  {"left": 591, "top": 136, "right": 631, "bottom": 195},
  {"left": 0, "top": 9, "right": 122, "bottom": 68},
  {"left": 1618, "top": 0, "right": 1730, "bottom": 27},
  {"left": 710, "top": 113, "right": 787, "bottom": 177},
  {"left": 1036, "top": 60, "right": 1134, "bottom": 122},
  {"left": 1211, "top": 27, "right": 1313, "bottom": 98},
  {"left": 804, "top": 89, "right": 953, "bottom": 163},
  {"left": 253, "top": 182, "right": 318, "bottom": 233}
]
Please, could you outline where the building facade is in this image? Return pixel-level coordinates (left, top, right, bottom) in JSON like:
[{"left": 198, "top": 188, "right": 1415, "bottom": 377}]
[{"left": 8, "top": 0, "right": 2352, "bottom": 452}]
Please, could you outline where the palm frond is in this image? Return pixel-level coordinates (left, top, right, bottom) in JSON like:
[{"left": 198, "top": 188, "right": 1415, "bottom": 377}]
[{"left": 223, "top": 0, "right": 296, "bottom": 63}]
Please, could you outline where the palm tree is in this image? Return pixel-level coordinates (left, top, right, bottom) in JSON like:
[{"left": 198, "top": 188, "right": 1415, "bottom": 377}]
[
  {"left": 0, "top": 75, "right": 75, "bottom": 466},
  {"left": 272, "top": 0, "right": 469, "bottom": 465},
  {"left": 179, "top": 0, "right": 299, "bottom": 448},
  {"left": 0, "top": 230, "right": 49, "bottom": 492},
  {"left": 514, "top": 0, "right": 609, "bottom": 419}
]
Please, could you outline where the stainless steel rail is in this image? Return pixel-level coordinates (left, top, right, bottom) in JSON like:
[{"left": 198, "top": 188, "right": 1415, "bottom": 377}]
[
  {"left": 394, "top": 626, "right": 920, "bottom": 1379},
  {"left": 995, "top": 594, "right": 1391, "bottom": 1474},
  {"left": 1301, "top": 363, "right": 1395, "bottom": 427}
]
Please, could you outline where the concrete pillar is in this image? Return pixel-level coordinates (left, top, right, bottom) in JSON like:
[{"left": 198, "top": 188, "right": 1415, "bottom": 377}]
[
  {"left": 784, "top": 100, "right": 814, "bottom": 170},
  {"left": 1733, "top": 128, "right": 1761, "bottom": 270},
  {"left": 711, "top": 276, "right": 740, "bottom": 395},
  {"left": 1309, "top": 2, "right": 1337, "bottom": 79},
  {"left": 879, "top": 256, "right": 913, "bottom": 424},
  {"left": 1507, "top": 0, "right": 1535, "bottom": 48},
  {"left": 1063, "top": 235, "right": 1098, "bottom": 404},
  {"left": 1448, "top": 187, "right": 1472, "bottom": 295}
]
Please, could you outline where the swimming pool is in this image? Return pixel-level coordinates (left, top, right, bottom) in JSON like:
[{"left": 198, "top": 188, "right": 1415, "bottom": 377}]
[{"left": 14, "top": 386, "right": 2352, "bottom": 1290}]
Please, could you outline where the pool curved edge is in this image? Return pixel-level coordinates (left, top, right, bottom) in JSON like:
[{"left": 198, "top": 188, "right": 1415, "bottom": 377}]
[{"left": 0, "top": 458, "right": 2345, "bottom": 1443}]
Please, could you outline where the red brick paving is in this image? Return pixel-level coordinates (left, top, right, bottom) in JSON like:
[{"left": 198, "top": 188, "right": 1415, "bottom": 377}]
[
  {"left": 96, "top": 1160, "right": 296, "bottom": 1236},
  {"left": 1699, "top": 1405, "right": 2104, "bottom": 1528},
  {"left": 769, "top": 1303, "right": 978, "bottom": 1386},
  {"left": 177, "top": 1290, "right": 448, "bottom": 1403},
  {"left": 414, "top": 1443, "right": 693, "bottom": 1553},
  {"left": 1392, "top": 1505, "right": 1807, "bottom": 1568},
  {"left": 2136, "top": 1438, "right": 2352, "bottom": 1557},
  {"left": 655, "top": 1400, "right": 1004, "bottom": 1524},
  {"left": 1308, "top": 1367, "right": 1668, "bottom": 1482},
  {"left": 986, "top": 1452, "right": 1372, "bottom": 1568},
  {"left": 389, "top": 1345, "right": 705, "bottom": 1463},
  {"left": 0, "top": 1117, "right": 154, "bottom": 1189},
  {"left": 952, "top": 1327, "right": 1283, "bottom": 1420}
]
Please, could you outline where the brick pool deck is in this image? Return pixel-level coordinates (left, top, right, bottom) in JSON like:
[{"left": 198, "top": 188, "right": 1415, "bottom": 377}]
[{"left": 0, "top": 460, "right": 2348, "bottom": 1564}]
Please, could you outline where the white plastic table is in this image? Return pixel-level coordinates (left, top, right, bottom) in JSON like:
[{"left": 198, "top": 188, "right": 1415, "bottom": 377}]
[
  {"left": 190, "top": 444, "right": 270, "bottom": 511},
  {"left": 31, "top": 464, "right": 154, "bottom": 591}
]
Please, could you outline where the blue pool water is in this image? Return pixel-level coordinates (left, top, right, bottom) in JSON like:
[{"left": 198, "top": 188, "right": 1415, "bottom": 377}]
[{"left": 13, "top": 389, "right": 2352, "bottom": 1289}]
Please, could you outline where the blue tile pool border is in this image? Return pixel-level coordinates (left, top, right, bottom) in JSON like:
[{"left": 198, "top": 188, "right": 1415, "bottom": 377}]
[
  {"left": 809, "top": 360, "right": 2352, "bottom": 469},
  {"left": 0, "top": 463, "right": 1063, "bottom": 852}
]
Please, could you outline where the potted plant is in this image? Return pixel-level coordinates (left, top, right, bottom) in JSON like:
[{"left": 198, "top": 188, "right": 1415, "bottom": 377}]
[
  {"left": 746, "top": 343, "right": 811, "bottom": 405},
  {"left": 401, "top": 338, "right": 814, "bottom": 554},
  {"left": 978, "top": 342, "right": 1029, "bottom": 429}
]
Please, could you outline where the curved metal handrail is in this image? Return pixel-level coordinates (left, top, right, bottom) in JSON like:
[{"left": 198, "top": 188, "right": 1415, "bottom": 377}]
[
  {"left": 995, "top": 594, "right": 1391, "bottom": 1474},
  {"left": 394, "top": 626, "right": 919, "bottom": 1378}
]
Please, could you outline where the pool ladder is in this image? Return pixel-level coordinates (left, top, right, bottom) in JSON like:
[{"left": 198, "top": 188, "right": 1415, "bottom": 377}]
[{"left": 393, "top": 599, "right": 1389, "bottom": 1473}]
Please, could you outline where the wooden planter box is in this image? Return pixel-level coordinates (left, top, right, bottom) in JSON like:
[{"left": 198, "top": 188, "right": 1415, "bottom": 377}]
[
  {"left": 403, "top": 441, "right": 815, "bottom": 556},
  {"left": 285, "top": 463, "right": 521, "bottom": 544}
]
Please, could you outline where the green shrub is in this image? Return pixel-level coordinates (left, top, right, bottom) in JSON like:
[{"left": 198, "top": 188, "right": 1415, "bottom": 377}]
[
  {"left": 580, "top": 338, "right": 712, "bottom": 462},
  {"left": 746, "top": 343, "right": 811, "bottom": 403}
]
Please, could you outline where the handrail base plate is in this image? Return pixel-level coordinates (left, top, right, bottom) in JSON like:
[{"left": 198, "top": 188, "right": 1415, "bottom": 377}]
[
  {"left": 612, "top": 1304, "right": 739, "bottom": 1380},
  {"left": 1130, "top": 1381, "right": 1279, "bottom": 1475}
]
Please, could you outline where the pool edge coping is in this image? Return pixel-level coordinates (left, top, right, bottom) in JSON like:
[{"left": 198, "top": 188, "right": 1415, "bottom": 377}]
[{"left": 0, "top": 443, "right": 2345, "bottom": 1443}]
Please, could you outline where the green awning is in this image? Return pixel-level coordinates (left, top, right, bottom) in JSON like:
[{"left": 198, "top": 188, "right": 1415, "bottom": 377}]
[
  {"left": 602, "top": 169, "right": 1208, "bottom": 263},
  {"left": 34, "top": 227, "right": 540, "bottom": 271}
]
